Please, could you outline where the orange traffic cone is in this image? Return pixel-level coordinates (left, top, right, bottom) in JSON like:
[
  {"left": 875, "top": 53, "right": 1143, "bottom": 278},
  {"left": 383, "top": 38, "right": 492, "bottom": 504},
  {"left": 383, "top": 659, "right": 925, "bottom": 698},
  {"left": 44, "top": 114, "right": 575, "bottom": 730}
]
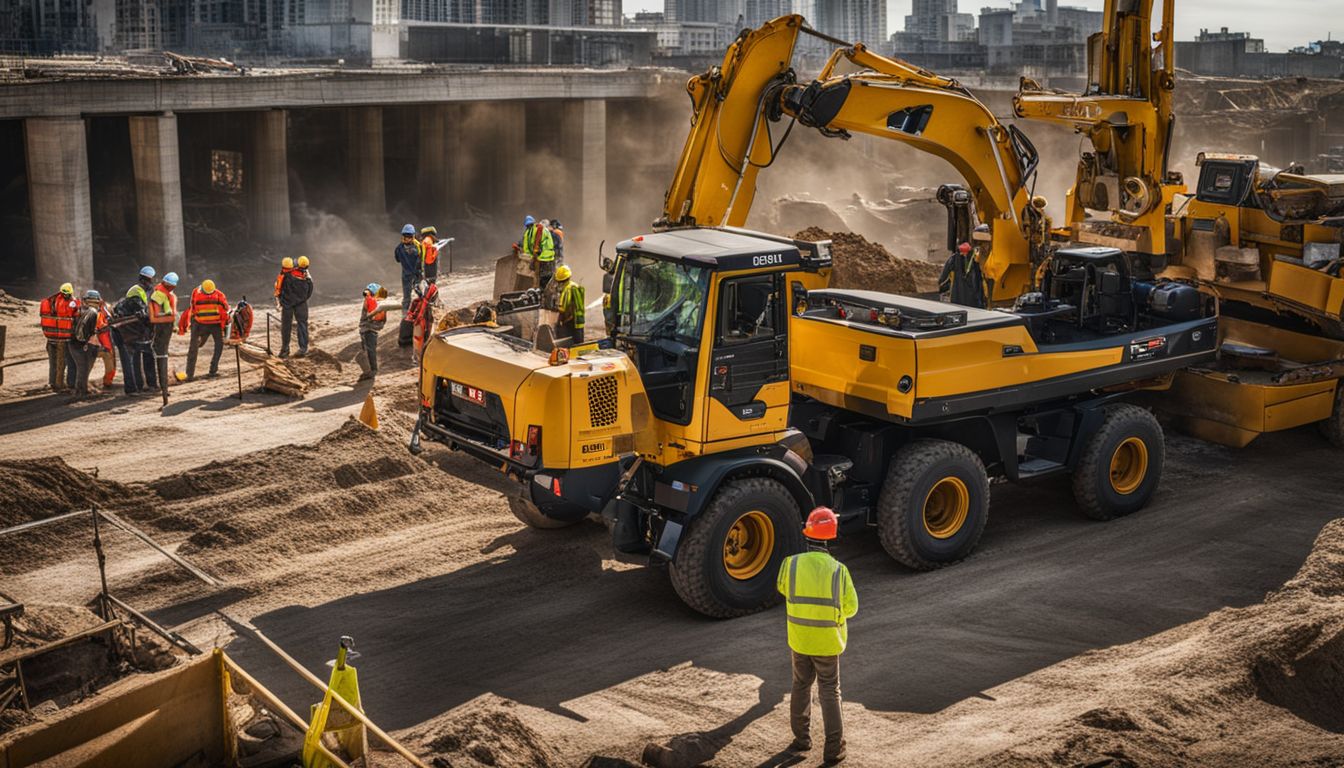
[{"left": 358, "top": 393, "right": 379, "bottom": 430}]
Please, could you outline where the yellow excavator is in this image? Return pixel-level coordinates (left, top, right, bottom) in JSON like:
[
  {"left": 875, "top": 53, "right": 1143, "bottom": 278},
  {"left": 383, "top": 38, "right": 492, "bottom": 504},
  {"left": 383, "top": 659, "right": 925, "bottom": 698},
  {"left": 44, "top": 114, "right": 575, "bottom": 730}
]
[
  {"left": 659, "top": 14, "right": 1050, "bottom": 303},
  {"left": 411, "top": 16, "right": 1220, "bottom": 618},
  {"left": 1014, "top": 0, "right": 1344, "bottom": 447}
]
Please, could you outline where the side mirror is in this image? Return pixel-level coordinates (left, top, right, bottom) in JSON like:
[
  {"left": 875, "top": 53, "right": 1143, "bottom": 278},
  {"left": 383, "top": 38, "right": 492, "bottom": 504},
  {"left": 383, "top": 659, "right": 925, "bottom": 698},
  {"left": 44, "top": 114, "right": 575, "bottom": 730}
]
[
  {"left": 599, "top": 240, "right": 613, "bottom": 273},
  {"left": 602, "top": 272, "right": 614, "bottom": 294}
]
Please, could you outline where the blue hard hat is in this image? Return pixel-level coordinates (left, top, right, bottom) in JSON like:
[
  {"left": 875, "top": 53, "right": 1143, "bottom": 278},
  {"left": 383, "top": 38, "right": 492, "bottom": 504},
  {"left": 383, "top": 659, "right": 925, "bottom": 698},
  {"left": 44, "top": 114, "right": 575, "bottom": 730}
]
[
  {"left": 83, "top": 289, "right": 101, "bottom": 301},
  {"left": 366, "top": 282, "right": 381, "bottom": 294},
  {"left": 139, "top": 265, "right": 156, "bottom": 279},
  {"left": 163, "top": 272, "right": 179, "bottom": 287},
  {"left": 401, "top": 224, "right": 416, "bottom": 236},
  {"left": 523, "top": 215, "right": 535, "bottom": 226}
]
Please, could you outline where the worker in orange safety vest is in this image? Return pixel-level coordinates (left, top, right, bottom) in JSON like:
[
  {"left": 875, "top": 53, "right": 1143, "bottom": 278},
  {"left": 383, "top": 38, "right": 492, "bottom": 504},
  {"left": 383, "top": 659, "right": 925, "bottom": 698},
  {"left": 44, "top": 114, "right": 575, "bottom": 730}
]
[
  {"left": 39, "top": 282, "right": 80, "bottom": 392},
  {"left": 179, "top": 279, "right": 230, "bottom": 380}
]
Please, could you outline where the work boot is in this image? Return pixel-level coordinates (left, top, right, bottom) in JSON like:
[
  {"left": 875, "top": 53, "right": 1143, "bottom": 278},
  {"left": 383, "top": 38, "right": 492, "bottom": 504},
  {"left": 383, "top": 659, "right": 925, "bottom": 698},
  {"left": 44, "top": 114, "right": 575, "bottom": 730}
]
[
  {"left": 295, "top": 349, "right": 308, "bottom": 358},
  {"left": 788, "top": 738, "right": 811, "bottom": 752},
  {"left": 278, "top": 350, "right": 289, "bottom": 359},
  {"left": 207, "top": 370, "right": 219, "bottom": 378},
  {"left": 823, "top": 741, "right": 846, "bottom": 765}
]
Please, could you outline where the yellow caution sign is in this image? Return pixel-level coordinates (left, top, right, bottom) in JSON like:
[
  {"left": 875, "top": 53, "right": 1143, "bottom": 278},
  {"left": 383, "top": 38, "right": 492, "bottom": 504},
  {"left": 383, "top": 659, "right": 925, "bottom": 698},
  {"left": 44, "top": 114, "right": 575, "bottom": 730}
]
[
  {"left": 358, "top": 393, "right": 379, "bottom": 430},
  {"left": 303, "top": 637, "right": 367, "bottom": 768}
]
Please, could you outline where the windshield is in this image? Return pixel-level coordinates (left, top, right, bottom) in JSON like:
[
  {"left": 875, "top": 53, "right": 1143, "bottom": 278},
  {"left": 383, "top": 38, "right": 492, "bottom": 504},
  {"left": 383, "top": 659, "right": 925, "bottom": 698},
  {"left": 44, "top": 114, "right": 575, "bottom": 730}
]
[{"left": 615, "top": 254, "right": 709, "bottom": 341}]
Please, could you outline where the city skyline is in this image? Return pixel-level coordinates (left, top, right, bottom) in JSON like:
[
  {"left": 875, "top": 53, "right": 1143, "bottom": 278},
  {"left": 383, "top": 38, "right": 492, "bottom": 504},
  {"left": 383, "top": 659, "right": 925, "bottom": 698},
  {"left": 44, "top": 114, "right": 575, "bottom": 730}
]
[{"left": 625, "top": 0, "right": 1329, "bottom": 52}]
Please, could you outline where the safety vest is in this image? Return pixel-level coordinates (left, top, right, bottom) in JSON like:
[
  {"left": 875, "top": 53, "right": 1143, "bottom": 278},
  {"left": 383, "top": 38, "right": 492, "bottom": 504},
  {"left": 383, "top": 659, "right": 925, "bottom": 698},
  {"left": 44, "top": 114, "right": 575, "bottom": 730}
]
[
  {"left": 559, "top": 281, "right": 585, "bottom": 328},
  {"left": 39, "top": 293, "right": 79, "bottom": 340},
  {"left": 523, "top": 225, "right": 555, "bottom": 262},
  {"left": 95, "top": 304, "right": 113, "bottom": 350},
  {"left": 274, "top": 269, "right": 290, "bottom": 298},
  {"left": 421, "top": 236, "right": 438, "bottom": 267},
  {"left": 777, "top": 551, "right": 857, "bottom": 657},
  {"left": 190, "top": 288, "right": 228, "bottom": 326},
  {"left": 150, "top": 284, "right": 177, "bottom": 322}
]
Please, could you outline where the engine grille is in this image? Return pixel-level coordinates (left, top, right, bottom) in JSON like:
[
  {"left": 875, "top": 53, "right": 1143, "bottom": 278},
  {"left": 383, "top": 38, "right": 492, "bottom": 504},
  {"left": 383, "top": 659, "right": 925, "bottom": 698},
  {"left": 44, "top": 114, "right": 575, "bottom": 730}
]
[{"left": 587, "top": 376, "right": 619, "bottom": 428}]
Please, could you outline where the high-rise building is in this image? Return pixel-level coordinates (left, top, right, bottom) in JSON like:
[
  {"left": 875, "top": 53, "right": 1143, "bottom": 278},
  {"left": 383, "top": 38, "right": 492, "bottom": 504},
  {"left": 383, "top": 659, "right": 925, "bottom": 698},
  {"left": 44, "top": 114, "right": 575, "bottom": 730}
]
[{"left": 813, "top": 0, "right": 882, "bottom": 46}]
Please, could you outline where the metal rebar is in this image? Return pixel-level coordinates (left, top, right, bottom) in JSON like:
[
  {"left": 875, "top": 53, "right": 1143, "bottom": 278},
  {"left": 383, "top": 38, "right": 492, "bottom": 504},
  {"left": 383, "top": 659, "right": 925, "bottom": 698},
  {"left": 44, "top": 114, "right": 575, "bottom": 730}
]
[
  {"left": 105, "top": 593, "right": 202, "bottom": 655},
  {"left": 0, "top": 509, "right": 89, "bottom": 537},
  {"left": 96, "top": 509, "right": 222, "bottom": 586}
]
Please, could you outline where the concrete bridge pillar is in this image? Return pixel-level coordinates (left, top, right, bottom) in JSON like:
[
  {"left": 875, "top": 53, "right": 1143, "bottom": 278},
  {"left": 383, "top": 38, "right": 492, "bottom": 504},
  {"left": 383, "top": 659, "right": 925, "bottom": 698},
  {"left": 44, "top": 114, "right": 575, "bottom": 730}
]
[
  {"left": 248, "top": 110, "right": 290, "bottom": 241},
  {"left": 417, "top": 103, "right": 459, "bottom": 227},
  {"left": 561, "top": 99, "right": 607, "bottom": 239},
  {"left": 24, "top": 117, "right": 94, "bottom": 289},
  {"left": 348, "top": 106, "right": 386, "bottom": 216},
  {"left": 469, "top": 102, "right": 527, "bottom": 226},
  {"left": 129, "top": 113, "right": 187, "bottom": 278}
]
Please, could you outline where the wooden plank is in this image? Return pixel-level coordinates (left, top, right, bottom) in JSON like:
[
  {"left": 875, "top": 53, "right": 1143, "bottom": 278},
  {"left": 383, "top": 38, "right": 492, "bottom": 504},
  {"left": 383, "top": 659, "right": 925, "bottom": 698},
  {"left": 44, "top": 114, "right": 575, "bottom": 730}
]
[
  {"left": 0, "top": 620, "right": 122, "bottom": 667},
  {"left": 0, "top": 510, "right": 89, "bottom": 538},
  {"left": 0, "top": 654, "right": 225, "bottom": 768}
]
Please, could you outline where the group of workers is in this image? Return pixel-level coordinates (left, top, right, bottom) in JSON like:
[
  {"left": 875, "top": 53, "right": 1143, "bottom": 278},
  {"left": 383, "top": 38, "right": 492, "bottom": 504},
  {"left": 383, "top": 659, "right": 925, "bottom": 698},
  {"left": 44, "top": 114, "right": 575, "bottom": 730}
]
[
  {"left": 38, "top": 257, "right": 314, "bottom": 400},
  {"left": 515, "top": 215, "right": 584, "bottom": 346}
]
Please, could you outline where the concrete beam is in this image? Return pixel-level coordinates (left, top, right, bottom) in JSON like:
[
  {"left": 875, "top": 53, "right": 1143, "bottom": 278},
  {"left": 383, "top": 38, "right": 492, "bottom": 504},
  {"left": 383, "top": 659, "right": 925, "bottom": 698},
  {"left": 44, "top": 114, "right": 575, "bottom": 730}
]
[
  {"left": 24, "top": 117, "right": 93, "bottom": 289},
  {"left": 248, "top": 110, "right": 290, "bottom": 241},
  {"left": 347, "top": 106, "right": 385, "bottom": 215},
  {"left": 0, "top": 69, "right": 673, "bottom": 119},
  {"left": 129, "top": 113, "right": 187, "bottom": 278}
]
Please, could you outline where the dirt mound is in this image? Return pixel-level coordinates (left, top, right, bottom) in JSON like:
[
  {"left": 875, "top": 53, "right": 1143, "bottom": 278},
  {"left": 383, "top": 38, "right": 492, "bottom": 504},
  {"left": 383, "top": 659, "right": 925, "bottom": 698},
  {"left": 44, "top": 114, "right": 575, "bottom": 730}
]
[
  {"left": 0, "top": 290, "right": 28, "bottom": 318},
  {"left": 795, "top": 227, "right": 919, "bottom": 295},
  {"left": 0, "top": 459, "right": 132, "bottom": 528},
  {"left": 403, "top": 695, "right": 561, "bottom": 768}
]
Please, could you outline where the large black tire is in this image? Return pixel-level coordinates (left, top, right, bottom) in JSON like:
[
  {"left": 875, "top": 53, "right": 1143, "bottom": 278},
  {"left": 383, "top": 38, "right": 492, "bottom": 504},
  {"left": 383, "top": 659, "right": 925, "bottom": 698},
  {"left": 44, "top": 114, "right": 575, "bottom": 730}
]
[
  {"left": 877, "top": 439, "right": 989, "bottom": 571},
  {"left": 669, "top": 477, "right": 804, "bottom": 619},
  {"left": 1318, "top": 384, "right": 1344, "bottom": 449},
  {"left": 508, "top": 497, "right": 580, "bottom": 529},
  {"left": 1072, "top": 404, "right": 1164, "bottom": 521}
]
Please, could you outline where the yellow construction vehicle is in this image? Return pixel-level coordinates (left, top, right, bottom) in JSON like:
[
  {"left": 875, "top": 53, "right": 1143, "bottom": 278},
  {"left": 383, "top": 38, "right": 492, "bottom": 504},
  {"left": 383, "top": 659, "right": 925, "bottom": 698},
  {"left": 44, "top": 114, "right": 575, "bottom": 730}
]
[
  {"left": 1014, "top": 0, "right": 1344, "bottom": 447},
  {"left": 415, "top": 228, "right": 1215, "bottom": 617},
  {"left": 659, "top": 14, "right": 1050, "bottom": 304}
]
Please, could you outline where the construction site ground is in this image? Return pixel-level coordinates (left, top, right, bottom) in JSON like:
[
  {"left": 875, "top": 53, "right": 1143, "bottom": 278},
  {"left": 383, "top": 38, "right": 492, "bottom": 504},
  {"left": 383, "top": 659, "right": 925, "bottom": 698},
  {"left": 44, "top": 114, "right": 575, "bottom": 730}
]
[{"left": 2, "top": 275, "right": 1343, "bottom": 767}]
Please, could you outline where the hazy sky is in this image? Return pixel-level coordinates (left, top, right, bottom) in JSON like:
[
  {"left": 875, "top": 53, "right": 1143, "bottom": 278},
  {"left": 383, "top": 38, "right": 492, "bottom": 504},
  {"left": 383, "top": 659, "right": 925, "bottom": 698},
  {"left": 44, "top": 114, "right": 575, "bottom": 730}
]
[{"left": 623, "top": 0, "right": 1328, "bottom": 52}]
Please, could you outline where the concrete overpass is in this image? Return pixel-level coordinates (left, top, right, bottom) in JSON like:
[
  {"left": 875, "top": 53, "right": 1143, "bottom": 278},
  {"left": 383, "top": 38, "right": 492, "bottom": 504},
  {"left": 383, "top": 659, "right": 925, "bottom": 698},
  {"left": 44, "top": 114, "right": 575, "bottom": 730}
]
[{"left": 0, "top": 67, "right": 679, "bottom": 290}]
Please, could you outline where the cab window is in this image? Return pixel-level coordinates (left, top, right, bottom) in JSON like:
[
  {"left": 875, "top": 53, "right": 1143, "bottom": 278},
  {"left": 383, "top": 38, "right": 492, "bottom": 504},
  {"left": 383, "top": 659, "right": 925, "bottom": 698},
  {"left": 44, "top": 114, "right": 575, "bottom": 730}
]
[{"left": 716, "top": 275, "right": 780, "bottom": 346}]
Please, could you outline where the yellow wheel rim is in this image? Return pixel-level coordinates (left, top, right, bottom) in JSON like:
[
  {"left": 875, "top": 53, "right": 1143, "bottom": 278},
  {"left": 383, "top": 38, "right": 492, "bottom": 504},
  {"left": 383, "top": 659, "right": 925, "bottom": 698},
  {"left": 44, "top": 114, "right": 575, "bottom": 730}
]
[
  {"left": 1109, "top": 437, "right": 1149, "bottom": 495},
  {"left": 723, "top": 511, "right": 775, "bottom": 581},
  {"left": 922, "top": 477, "right": 970, "bottom": 539}
]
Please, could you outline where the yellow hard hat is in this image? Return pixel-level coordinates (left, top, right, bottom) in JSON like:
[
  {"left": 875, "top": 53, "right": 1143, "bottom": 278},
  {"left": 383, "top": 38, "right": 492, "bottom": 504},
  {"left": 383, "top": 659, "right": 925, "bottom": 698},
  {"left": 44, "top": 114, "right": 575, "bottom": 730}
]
[
  {"left": 282, "top": 257, "right": 294, "bottom": 269},
  {"left": 555, "top": 265, "right": 572, "bottom": 282},
  {"left": 297, "top": 255, "right": 310, "bottom": 268},
  {"left": 60, "top": 282, "right": 74, "bottom": 296},
  {"left": 201, "top": 279, "right": 216, "bottom": 293}
]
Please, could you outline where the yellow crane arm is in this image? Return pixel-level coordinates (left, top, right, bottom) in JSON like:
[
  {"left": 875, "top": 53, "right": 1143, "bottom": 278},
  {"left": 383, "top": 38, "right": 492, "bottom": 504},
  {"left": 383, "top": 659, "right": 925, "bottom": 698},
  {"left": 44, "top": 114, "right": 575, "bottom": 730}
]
[
  {"left": 658, "top": 15, "right": 1045, "bottom": 301},
  {"left": 1013, "top": 0, "right": 1182, "bottom": 256}
]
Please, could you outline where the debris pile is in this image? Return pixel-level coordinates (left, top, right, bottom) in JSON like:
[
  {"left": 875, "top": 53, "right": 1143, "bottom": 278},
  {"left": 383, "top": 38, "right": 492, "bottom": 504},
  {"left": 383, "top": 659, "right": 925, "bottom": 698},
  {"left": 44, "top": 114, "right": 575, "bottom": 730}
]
[
  {"left": 795, "top": 227, "right": 920, "bottom": 295},
  {"left": 402, "top": 695, "right": 561, "bottom": 768}
]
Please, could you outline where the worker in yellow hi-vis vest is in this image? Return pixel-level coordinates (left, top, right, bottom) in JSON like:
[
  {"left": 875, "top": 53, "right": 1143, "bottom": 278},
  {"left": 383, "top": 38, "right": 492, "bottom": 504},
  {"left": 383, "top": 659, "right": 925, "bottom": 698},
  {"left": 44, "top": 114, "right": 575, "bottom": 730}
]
[{"left": 777, "top": 506, "right": 858, "bottom": 765}]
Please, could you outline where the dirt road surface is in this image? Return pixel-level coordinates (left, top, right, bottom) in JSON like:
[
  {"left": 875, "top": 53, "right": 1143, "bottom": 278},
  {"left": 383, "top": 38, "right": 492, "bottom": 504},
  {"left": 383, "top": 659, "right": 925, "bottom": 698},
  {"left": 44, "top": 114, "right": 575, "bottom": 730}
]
[{"left": 3, "top": 277, "right": 1342, "bottom": 765}]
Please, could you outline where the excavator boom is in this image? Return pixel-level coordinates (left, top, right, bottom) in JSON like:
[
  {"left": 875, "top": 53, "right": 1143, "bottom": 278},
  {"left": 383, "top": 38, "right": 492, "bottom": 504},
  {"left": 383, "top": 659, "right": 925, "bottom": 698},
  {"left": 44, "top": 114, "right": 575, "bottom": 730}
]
[
  {"left": 660, "top": 14, "right": 1047, "bottom": 301},
  {"left": 1014, "top": 0, "right": 1180, "bottom": 257}
]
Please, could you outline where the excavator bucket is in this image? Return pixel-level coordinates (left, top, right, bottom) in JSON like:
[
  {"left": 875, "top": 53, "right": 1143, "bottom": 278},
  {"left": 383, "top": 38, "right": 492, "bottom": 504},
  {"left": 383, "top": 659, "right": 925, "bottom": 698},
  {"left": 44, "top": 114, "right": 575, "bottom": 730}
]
[{"left": 358, "top": 393, "right": 379, "bottom": 430}]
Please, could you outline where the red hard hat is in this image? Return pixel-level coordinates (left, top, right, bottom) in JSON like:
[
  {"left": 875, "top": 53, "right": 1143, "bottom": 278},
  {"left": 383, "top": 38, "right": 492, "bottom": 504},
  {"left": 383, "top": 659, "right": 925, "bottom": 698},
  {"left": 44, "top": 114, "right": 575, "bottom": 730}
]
[
  {"left": 803, "top": 507, "right": 838, "bottom": 541},
  {"left": 958, "top": 242, "right": 972, "bottom": 254}
]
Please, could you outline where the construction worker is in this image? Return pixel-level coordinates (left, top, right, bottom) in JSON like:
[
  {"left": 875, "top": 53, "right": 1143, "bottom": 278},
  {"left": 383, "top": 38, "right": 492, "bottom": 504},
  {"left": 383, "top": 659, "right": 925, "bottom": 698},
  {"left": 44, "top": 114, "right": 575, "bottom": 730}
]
[
  {"left": 276, "top": 256, "right": 314, "bottom": 358},
  {"left": 395, "top": 224, "right": 421, "bottom": 310},
  {"left": 356, "top": 283, "right": 392, "bottom": 381},
  {"left": 180, "top": 279, "right": 229, "bottom": 380},
  {"left": 69, "top": 290, "right": 104, "bottom": 399},
  {"left": 939, "top": 241, "right": 987, "bottom": 309},
  {"left": 408, "top": 281, "right": 438, "bottom": 363},
  {"left": 778, "top": 507, "right": 857, "bottom": 764},
  {"left": 519, "top": 215, "right": 556, "bottom": 291},
  {"left": 93, "top": 295, "right": 116, "bottom": 390},
  {"left": 549, "top": 219, "right": 565, "bottom": 265},
  {"left": 132, "top": 266, "right": 158, "bottom": 390},
  {"left": 420, "top": 226, "right": 441, "bottom": 284},
  {"left": 148, "top": 272, "right": 179, "bottom": 394},
  {"left": 39, "top": 282, "right": 80, "bottom": 393},
  {"left": 111, "top": 283, "right": 152, "bottom": 396},
  {"left": 554, "top": 265, "right": 585, "bottom": 347}
]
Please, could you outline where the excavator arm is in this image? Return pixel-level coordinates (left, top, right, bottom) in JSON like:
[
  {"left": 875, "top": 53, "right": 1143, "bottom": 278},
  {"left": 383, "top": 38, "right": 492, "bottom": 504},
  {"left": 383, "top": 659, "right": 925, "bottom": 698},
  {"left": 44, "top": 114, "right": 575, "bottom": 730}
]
[
  {"left": 658, "top": 14, "right": 1047, "bottom": 301},
  {"left": 1013, "top": 0, "right": 1182, "bottom": 258}
]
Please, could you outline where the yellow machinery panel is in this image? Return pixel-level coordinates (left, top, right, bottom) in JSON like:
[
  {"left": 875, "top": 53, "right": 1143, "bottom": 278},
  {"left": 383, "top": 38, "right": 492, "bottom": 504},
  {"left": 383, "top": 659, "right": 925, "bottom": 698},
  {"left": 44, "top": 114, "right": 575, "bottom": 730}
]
[
  {"left": 789, "top": 315, "right": 918, "bottom": 420},
  {"left": 914, "top": 327, "right": 1123, "bottom": 400},
  {"left": 1268, "top": 261, "right": 1343, "bottom": 320}
]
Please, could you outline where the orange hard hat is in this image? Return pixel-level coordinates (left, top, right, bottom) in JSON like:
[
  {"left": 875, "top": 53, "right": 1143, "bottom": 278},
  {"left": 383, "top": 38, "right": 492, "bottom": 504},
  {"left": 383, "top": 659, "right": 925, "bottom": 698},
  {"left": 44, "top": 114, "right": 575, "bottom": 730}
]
[
  {"left": 803, "top": 507, "right": 838, "bottom": 541},
  {"left": 958, "top": 242, "right": 972, "bottom": 254}
]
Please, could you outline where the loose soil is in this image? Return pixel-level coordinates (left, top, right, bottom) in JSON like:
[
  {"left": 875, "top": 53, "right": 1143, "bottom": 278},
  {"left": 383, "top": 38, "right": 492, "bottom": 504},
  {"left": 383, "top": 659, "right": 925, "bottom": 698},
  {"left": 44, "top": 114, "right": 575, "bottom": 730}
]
[{"left": 795, "top": 227, "right": 927, "bottom": 295}]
